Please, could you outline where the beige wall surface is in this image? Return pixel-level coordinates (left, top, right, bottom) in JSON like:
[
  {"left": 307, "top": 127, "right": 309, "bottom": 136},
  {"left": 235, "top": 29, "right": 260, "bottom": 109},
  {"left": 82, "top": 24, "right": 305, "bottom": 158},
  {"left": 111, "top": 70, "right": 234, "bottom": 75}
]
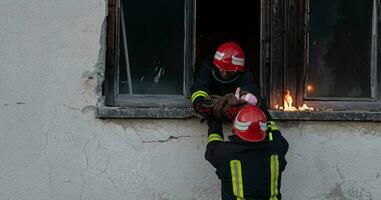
[{"left": 0, "top": 1, "right": 380, "bottom": 199}]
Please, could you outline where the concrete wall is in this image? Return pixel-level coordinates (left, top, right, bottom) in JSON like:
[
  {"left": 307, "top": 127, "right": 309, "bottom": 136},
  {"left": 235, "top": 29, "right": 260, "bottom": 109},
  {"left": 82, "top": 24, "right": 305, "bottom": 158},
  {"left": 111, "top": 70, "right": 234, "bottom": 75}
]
[{"left": 0, "top": 1, "right": 380, "bottom": 199}]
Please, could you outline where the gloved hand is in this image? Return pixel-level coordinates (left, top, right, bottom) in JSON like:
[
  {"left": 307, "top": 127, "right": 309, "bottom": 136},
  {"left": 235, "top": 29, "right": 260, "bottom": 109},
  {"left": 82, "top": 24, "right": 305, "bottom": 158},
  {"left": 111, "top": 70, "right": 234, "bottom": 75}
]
[
  {"left": 235, "top": 87, "right": 257, "bottom": 105},
  {"left": 235, "top": 87, "right": 241, "bottom": 99},
  {"left": 241, "top": 93, "right": 258, "bottom": 105},
  {"left": 195, "top": 101, "right": 213, "bottom": 117}
]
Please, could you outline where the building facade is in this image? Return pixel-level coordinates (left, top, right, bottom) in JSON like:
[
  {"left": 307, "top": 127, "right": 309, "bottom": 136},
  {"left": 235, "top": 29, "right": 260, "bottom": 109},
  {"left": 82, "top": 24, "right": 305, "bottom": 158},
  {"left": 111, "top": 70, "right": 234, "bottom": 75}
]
[{"left": 1, "top": 0, "right": 381, "bottom": 199}]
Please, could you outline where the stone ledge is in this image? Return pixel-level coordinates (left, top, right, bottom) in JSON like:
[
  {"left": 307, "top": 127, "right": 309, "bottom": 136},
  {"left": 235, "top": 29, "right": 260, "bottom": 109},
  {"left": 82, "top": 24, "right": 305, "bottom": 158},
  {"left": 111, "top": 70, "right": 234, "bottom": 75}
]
[
  {"left": 269, "top": 110, "right": 381, "bottom": 121},
  {"left": 96, "top": 105, "right": 196, "bottom": 119},
  {"left": 96, "top": 97, "right": 381, "bottom": 121}
]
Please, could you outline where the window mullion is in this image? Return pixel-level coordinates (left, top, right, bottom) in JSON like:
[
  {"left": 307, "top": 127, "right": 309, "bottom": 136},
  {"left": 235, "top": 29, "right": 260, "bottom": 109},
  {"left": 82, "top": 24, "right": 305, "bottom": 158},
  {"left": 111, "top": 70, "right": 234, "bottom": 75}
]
[
  {"left": 371, "top": 0, "right": 378, "bottom": 99},
  {"left": 183, "top": 0, "right": 194, "bottom": 98},
  {"left": 270, "top": 0, "right": 285, "bottom": 109},
  {"left": 104, "top": 0, "right": 118, "bottom": 106},
  {"left": 120, "top": 0, "right": 133, "bottom": 95},
  {"left": 114, "top": 0, "right": 120, "bottom": 99}
]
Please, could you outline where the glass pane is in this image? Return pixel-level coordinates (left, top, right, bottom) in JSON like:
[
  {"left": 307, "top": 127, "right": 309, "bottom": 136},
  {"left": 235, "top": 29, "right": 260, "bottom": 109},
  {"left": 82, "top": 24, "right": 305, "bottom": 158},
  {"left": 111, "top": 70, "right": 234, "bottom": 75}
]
[
  {"left": 306, "top": 0, "right": 373, "bottom": 98},
  {"left": 119, "top": 0, "right": 184, "bottom": 95}
]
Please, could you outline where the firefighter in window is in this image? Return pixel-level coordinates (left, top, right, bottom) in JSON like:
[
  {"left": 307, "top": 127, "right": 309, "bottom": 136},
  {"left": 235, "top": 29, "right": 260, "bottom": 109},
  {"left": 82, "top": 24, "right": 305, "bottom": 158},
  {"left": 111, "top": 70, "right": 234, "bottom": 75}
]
[
  {"left": 205, "top": 105, "right": 289, "bottom": 200},
  {"left": 191, "top": 42, "right": 258, "bottom": 120}
]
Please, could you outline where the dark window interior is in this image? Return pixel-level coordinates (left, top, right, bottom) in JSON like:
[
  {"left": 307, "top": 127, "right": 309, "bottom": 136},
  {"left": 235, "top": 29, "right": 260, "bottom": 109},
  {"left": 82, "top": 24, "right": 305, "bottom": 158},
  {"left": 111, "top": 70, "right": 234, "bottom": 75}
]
[
  {"left": 307, "top": 0, "right": 373, "bottom": 99},
  {"left": 119, "top": 0, "right": 185, "bottom": 95},
  {"left": 195, "top": 0, "right": 261, "bottom": 83}
]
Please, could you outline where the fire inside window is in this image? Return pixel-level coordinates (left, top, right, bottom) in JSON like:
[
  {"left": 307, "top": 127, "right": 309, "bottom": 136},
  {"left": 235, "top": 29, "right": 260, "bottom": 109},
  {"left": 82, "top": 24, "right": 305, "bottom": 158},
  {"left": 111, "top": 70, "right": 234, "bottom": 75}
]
[{"left": 274, "top": 0, "right": 377, "bottom": 112}]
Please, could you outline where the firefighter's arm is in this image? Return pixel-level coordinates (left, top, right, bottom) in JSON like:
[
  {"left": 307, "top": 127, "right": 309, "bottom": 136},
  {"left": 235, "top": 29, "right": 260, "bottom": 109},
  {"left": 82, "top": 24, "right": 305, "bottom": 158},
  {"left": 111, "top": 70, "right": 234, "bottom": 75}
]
[
  {"left": 190, "top": 64, "right": 213, "bottom": 117},
  {"left": 238, "top": 71, "right": 259, "bottom": 104},
  {"left": 278, "top": 129, "right": 289, "bottom": 172},
  {"left": 238, "top": 71, "right": 257, "bottom": 93},
  {"left": 267, "top": 121, "right": 289, "bottom": 171},
  {"left": 204, "top": 118, "right": 225, "bottom": 167},
  {"left": 191, "top": 89, "right": 212, "bottom": 117}
]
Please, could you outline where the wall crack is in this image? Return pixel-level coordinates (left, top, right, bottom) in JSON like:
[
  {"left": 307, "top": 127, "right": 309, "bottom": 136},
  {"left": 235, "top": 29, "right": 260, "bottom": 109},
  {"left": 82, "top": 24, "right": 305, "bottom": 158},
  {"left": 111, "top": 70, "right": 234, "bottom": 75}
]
[{"left": 142, "top": 135, "right": 192, "bottom": 143}]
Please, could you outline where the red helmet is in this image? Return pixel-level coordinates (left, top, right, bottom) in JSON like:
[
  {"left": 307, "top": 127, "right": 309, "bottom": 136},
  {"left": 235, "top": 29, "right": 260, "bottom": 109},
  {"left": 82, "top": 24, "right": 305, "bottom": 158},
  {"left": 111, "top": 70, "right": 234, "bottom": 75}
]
[
  {"left": 213, "top": 42, "right": 245, "bottom": 72},
  {"left": 233, "top": 105, "right": 267, "bottom": 142}
]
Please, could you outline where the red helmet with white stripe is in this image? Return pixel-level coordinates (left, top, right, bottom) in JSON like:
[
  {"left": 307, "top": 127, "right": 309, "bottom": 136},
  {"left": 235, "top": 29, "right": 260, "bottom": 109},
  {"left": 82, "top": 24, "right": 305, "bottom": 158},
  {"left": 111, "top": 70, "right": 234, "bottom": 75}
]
[
  {"left": 233, "top": 105, "right": 267, "bottom": 142},
  {"left": 213, "top": 42, "right": 245, "bottom": 72}
]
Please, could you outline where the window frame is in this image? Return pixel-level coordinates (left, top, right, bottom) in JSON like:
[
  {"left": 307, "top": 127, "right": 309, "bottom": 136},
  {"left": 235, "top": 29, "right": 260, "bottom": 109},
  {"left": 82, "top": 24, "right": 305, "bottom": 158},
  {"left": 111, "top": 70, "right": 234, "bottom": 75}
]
[
  {"left": 98, "top": 0, "right": 196, "bottom": 118},
  {"left": 266, "top": 0, "right": 381, "bottom": 121},
  {"left": 304, "top": 0, "right": 378, "bottom": 101},
  {"left": 100, "top": 0, "right": 381, "bottom": 120}
]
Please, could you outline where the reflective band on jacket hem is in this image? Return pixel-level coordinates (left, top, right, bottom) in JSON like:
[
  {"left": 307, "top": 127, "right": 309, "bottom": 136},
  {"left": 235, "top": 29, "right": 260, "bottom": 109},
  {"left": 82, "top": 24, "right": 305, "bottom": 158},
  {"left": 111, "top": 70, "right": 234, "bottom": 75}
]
[
  {"left": 207, "top": 133, "right": 223, "bottom": 143},
  {"left": 230, "top": 160, "right": 244, "bottom": 200},
  {"left": 191, "top": 90, "right": 208, "bottom": 102},
  {"left": 270, "top": 155, "right": 279, "bottom": 200}
]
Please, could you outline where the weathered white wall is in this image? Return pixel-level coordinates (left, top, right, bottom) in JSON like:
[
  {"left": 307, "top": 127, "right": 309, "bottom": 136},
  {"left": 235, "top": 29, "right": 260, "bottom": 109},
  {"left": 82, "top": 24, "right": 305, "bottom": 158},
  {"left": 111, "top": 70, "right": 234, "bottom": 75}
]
[
  {"left": 1, "top": 1, "right": 381, "bottom": 200},
  {"left": 281, "top": 122, "right": 381, "bottom": 200}
]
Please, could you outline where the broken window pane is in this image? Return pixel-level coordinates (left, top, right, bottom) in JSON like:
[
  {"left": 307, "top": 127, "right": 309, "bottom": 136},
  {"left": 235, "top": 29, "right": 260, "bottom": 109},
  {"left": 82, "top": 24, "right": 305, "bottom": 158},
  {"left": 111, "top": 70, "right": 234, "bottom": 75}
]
[
  {"left": 119, "top": 0, "right": 184, "bottom": 95},
  {"left": 306, "top": 0, "right": 373, "bottom": 99}
]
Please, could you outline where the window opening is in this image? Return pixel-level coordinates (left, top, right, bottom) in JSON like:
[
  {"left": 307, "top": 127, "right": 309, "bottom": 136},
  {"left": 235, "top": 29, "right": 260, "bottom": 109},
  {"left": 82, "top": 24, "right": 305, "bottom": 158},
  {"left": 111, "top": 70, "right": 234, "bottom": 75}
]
[
  {"left": 118, "top": 0, "right": 185, "bottom": 95},
  {"left": 195, "top": 0, "right": 261, "bottom": 83},
  {"left": 305, "top": 0, "right": 376, "bottom": 100}
]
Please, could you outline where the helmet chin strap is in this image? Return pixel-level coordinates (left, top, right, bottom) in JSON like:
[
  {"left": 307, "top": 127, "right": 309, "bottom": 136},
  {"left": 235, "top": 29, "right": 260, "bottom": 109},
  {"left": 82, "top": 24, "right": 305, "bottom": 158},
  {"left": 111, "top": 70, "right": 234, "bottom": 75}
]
[{"left": 211, "top": 68, "right": 240, "bottom": 84}]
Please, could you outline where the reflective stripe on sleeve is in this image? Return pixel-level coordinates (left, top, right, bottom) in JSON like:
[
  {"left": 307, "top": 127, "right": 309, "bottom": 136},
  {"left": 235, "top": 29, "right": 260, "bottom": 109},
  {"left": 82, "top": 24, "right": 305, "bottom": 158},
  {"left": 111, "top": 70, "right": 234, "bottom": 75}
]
[
  {"left": 191, "top": 90, "right": 208, "bottom": 103},
  {"left": 270, "top": 154, "right": 279, "bottom": 200},
  {"left": 207, "top": 133, "right": 223, "bottom": 144},
  {"left": 230, "top": 160, "right": 244, "bottom": 200},
  {"left": 268, "top": 121, "right": 279, "bottom": 131}
]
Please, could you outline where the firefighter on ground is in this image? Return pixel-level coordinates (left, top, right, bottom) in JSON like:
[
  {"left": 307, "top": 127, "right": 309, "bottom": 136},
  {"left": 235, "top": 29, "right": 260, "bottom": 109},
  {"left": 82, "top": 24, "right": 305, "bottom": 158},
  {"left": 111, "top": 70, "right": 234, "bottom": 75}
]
[
  {"left": 191, "top": 42, "right": 259, "bottom": 119},
  {"left": 205, "top": 105, "right": 289, "bottom": 200}
]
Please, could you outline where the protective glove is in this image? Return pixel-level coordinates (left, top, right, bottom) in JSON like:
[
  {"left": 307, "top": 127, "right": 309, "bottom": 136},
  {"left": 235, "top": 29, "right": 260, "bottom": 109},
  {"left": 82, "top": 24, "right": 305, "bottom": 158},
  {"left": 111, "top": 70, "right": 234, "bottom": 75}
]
[
  {"left": 241, "top": 93, "right": 258, "bottom": 105},
  {"left": 235, "top": 87, "right": 257, "bottom": 105},
  {"left": 235, "top": 87, "right": 241, "bottom": 99},
  {"left": 194, "top": 101, "right": 213, "bottom": 117}
]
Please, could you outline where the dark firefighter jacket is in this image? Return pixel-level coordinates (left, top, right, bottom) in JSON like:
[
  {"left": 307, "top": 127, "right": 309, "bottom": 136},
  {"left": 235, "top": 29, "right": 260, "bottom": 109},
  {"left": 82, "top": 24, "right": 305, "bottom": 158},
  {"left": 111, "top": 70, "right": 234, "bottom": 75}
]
[
  {"left": 205, "top": 119, "right": 288, "bottom": 200},
  {"left": 190, "top": 59, "right": 257, "bottom": 117}
]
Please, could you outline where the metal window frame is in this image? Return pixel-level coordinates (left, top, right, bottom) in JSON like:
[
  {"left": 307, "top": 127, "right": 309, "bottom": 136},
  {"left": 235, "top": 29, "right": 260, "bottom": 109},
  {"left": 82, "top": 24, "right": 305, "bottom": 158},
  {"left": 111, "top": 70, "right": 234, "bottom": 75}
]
[
  {"left": 303, "top": 0, "right": 378, "bottom": 101},
  {"left": 267, "top": 0, "right": 381, "bottom": 113},
  {"left": 103, "top": 0, "right": 381, "bottom": 120}
]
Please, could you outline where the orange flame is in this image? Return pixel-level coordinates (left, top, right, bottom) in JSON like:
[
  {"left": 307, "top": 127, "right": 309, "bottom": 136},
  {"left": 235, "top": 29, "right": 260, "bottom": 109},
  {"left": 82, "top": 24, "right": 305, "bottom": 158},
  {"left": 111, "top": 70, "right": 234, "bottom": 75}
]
[
  {"left": 283, "top": 90, "right": 297, "bottom": 111},
  {"left": 307, "top": 84, "right": 314, "bottom": 93},
  {"left": 275, "top": 90, "right": 314, "bottom": 111}
]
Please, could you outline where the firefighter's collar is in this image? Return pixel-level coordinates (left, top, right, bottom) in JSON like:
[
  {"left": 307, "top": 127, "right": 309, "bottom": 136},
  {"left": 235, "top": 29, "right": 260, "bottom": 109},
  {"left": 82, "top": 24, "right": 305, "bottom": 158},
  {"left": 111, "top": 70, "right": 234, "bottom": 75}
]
[{"left": 211, "top": 68, "right": 240, "bottom": 84}]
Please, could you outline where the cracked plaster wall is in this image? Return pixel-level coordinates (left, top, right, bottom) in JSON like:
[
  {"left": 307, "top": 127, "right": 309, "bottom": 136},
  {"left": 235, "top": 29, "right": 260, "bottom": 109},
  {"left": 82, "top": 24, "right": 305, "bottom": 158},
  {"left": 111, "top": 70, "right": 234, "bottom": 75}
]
[{"left": 1, "top": 1, "right": 381, "bottom": 200}]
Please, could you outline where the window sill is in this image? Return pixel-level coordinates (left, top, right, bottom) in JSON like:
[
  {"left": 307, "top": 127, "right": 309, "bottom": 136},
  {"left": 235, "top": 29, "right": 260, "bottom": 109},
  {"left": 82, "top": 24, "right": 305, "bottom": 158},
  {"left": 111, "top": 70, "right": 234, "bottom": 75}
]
[
  {"left": 269, "top": 110, "right": 381, "bottom": 121},
  {"left": 96, "top": 97, "right": 196, "bottom": 119},
  {"left": 96, "top": 97, "right": 381, "bottom": 121}
]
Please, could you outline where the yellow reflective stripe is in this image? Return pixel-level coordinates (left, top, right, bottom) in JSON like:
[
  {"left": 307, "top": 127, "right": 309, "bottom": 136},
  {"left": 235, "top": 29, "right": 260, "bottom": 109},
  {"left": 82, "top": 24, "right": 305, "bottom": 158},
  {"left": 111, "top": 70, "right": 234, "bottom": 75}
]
[
  {"left": 269, "top": 132, "right": 273, "bottom": 142},
  {"left": 270, "top": 155, "right": 279, "bottom": 200},
  {"left": 191, "top": 90, "right": 208, "bottom": 102},
  {"left": 230, "top": 160, "right": 244, "bottom": 199},
  {"left": 268, "top": 121, "right": 279, "bottom": 131},
  {"left": 207, "top": 133, "right": 223, "bottom": 143},
  {"left": 276, "top": 156, "right": 279, "bottom": 198},
  {"left": 271, "top": 126, "right": 279, "bottom": 131}
]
